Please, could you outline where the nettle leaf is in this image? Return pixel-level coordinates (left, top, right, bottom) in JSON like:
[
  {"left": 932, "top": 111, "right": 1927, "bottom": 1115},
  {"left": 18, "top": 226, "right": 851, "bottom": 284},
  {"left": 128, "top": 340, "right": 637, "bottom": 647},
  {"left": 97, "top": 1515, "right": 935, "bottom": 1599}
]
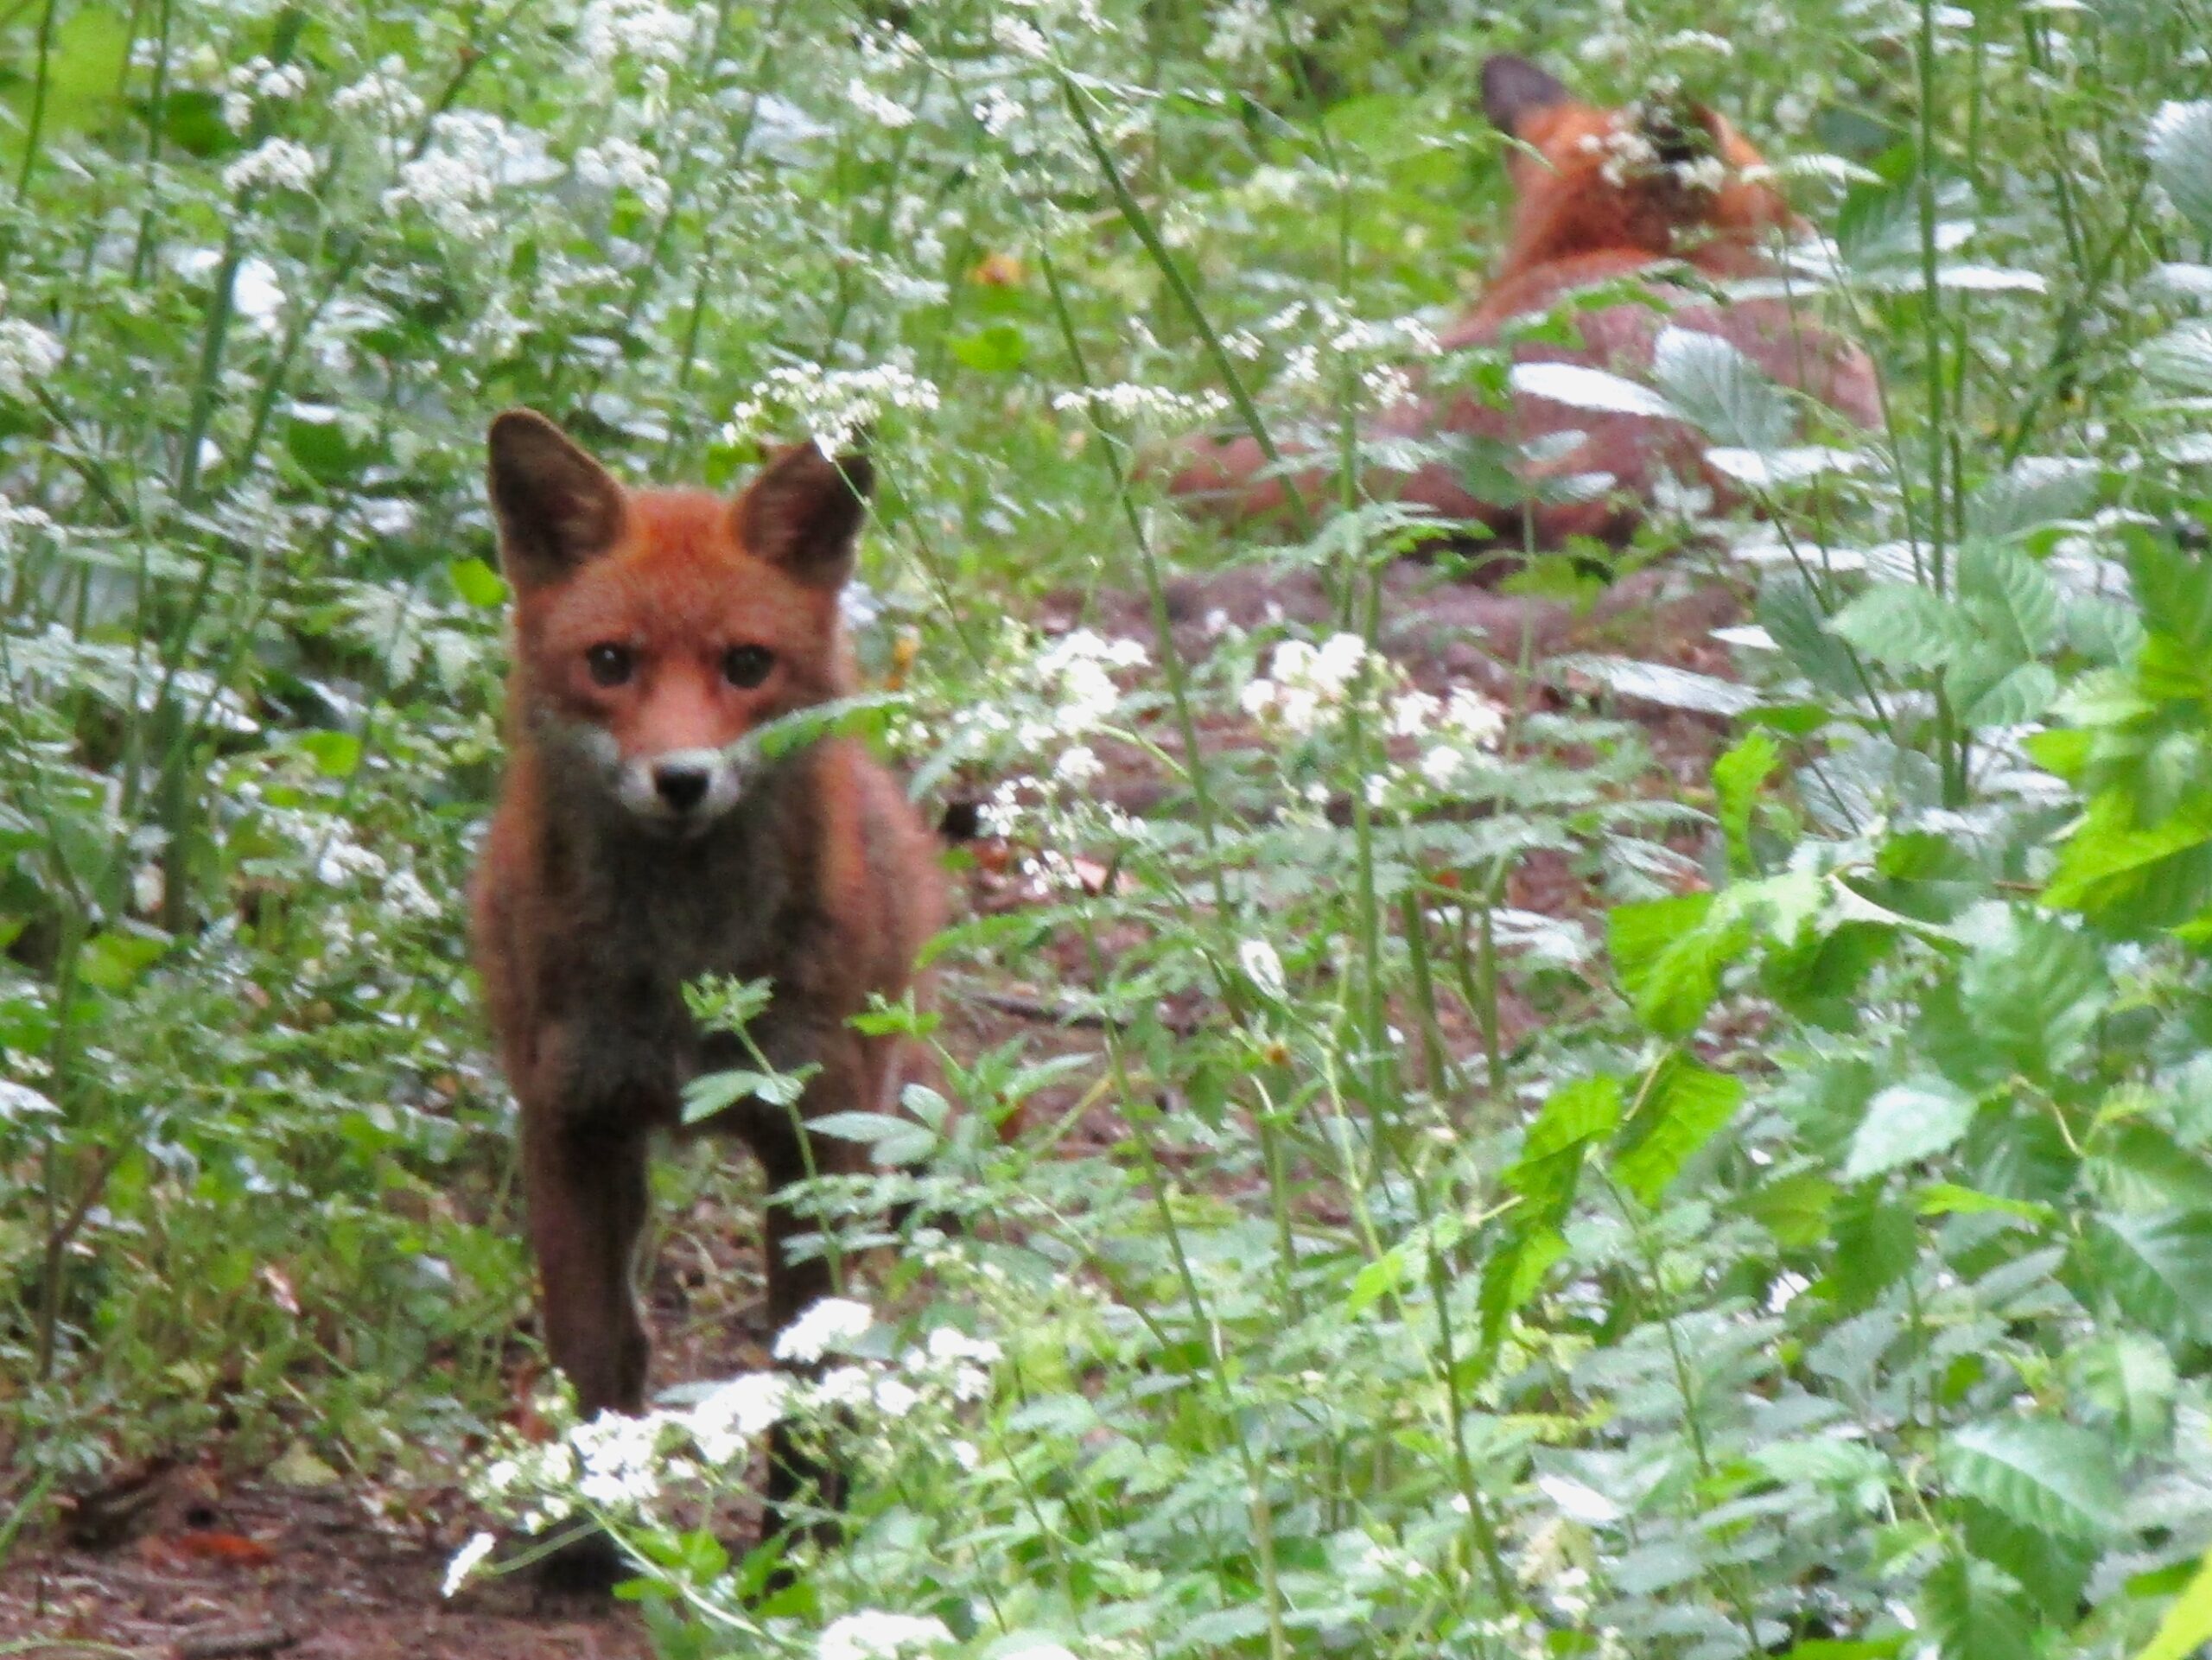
[
  {"left": 1553, "top": 653, "right": 1761, "bottom": 716},
  {"left": 1613, "top": 1057, "right": 1743, "bottom": 1204},
  {"left": 1922, "top": 1555, "right": 2039, "bottom": 1660},
  {"left": 2043, "top": 792, "right": 2212, "bottom": 934},
  {"left": 1960, "top": 662, "right": 2056, "bottom": 728},
  {"left": 2130, "top": 531, "right": 2212, "bottom": 658},
  {"left": 1828, "top": 580, "right": 1976, "bottom": 671},
  {"left": 1507, "top": 1073, "right": 1624, "bottom": 1222},
  {"left": 1608, "top": 892, "right": 1751, "bottom": 1037},
  {"left": 1958, "top": 1497, "right": 2096, "bottom": 1622},
  {"left": 2149, "top": 99, "right": 2212, "bottom": 239},
  {"left": 1760, "top": 571, "right": 1863, "bottom": 697},
  {"left": 1650, "top": 324, "right": 1794, "bottom": 452},
  {"left": 2069, "top": 1333, "right": 2177, "bottom": 1458},
  {"left": 1510, "top": 359, "right": 1680, "bottom": 418},
  {"left": 1939, "top": 1419, "right": 2122, "bottom": 1544},
  {"left": 2142, "top": 320, "right": 2212, "bottom": 396},
  {"left": 1713, "top": 730, "right": 1782, "bottom": 875},
  {"left": 1965, "top": 458, "right": 2098, "bottom": 540},
  {"left": 1843, "top": 1077, "right": 1976, "bottom": 1181},
  {"left": 2078, "top": 1209, "right": 2212, "bottom": 1342},
  {"left": 1955, "top": 911, "right": 2110, "bottom": 1082},
  {"left": 1956, "top": 541, "right": 2063, "bottom": 660}
]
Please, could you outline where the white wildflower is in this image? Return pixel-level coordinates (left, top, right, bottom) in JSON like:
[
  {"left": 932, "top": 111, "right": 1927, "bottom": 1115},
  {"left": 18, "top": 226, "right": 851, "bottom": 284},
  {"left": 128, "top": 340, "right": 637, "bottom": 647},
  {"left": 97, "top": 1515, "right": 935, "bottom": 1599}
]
[
  {"left": 992, "top": 16, "right": 1049, "bottom": 59},
  {"left": 574, "top": 137, "right": 671, "bottom": 213},
  {"left": 1656, "top": 29, "right": 1735, "bottom": 55},
  {"left": 334, "top": 58, "right": 425, "bottom": 127},
  {"left": 727, "top": 359, "right": 941, "bottom": 452},
  {"left": 687, "top": 1371, "right": 788, "bottom": 1463},
  {"left": 1051, "top": 383, "right": 1230, "bottom": 429},
  {"left": 819, "top": 1612, "right": 953, "bottom": 1660},
  {"left": 441, "top": 1530, "right": 497, "bottom": 1598},
  {"left": 775, "top": 1295, "right": 874, "bottom": 1362},
  {"left": 578, "top": 0, "right": 702, "bottom": 70},
  {"left": 315, "top": 831, "right": 388, "bottom": 887},
  {"left": 950, "top": 1439, "right": 980, "bottom": 1470},
  {"left": 0, "top": 317, "right": 62, "bottom": 403},
  {"left": 1053, "top": 744, "right": 1103, "bottom": 786},
  {"left": 384, "top": 111, "right": 558, "bottom": 243},
  {"left": 874, "top": 1376, "right": 921, "bottom": 1418},
  {"left": 569, "top": 1409, "right": 669, "bottom": 1508},
  {"left": 813, "top": 1364, "right": 874, "bottom": 1409},
  {"left": 223, "top": 137, "right": 318, "bottom": 195},
  {"left": 849, "top": 79, "right": 917, "bottom": 129},
  {"left": 975, "top": 87, "right": 1027, "bottom": 137},
  {"left": 1386, "top": 690, "right": 1441, "bottom": 737},
  {"left": 1239, "top": 938, "right": 1287, "bottom": 999},
  {"left": 924, "top": 1326, "right": 1003, "bottom": 1368},
  {"left": 1420, "top": 745, "right": 1469, "bottom": 790},
  {"left": 1441, "top": 686, "right": 1505, "bottom": 749}
]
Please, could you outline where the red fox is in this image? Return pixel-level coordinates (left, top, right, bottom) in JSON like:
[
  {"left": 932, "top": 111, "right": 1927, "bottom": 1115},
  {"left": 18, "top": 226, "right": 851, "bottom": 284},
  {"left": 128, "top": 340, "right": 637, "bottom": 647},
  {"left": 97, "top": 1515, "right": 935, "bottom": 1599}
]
[
  {"left": 472, "top": 410, "right": 944, "bottom": 1570},
  {"left": 1168, "top": 54, "right": 1880, "bottom": 547}
]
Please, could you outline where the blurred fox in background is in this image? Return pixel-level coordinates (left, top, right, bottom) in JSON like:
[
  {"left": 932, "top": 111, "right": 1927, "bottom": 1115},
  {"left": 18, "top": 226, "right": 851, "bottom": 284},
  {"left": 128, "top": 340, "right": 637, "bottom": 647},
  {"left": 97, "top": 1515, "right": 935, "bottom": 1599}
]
[{"left": 1167, "top": 53, "right": 1880, "bottom": 550}]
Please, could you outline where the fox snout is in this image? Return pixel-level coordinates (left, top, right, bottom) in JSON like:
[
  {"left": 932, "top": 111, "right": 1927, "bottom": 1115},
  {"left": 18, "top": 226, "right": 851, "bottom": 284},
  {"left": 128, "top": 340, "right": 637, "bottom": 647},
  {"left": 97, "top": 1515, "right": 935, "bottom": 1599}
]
[{"left": 615, "top": 743, "right": 750, "bottom": 831}]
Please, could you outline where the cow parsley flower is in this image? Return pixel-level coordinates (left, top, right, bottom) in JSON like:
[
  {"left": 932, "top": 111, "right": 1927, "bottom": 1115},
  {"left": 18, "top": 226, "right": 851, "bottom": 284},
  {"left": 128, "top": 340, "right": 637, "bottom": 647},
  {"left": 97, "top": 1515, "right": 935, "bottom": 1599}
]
[
  {"left": 223, "top": 137, "right": 318, "bottom": 195},
  {"left": 570, "top": 1409, "right": 670, "bottom": 1508},
  {"left": 574, "top": 137, "right": 671, "bottom": 213},
  {"left": 1239, "top": 938, "right": 1287, "bottom": 999},
  {"left": 578, "top": 0, "right": 702, "bottom": 70},
  {"left": 727, "top": 359, "right": 941, "bottom": 452},
  {"left": 848, "top": 78, "right": 917, "bottom": 129},
  {"left": 686, "top": 1371, "right": 788, "bottom": 1463},
  {"left": 0, "top": 317, "right": 62, "bottom": 403},
  {"left": 819, "top": 1612, "right": 953, "bottom": 1660},
  {"left": 775, "top": 1295, "right": 874, "bottom": 1362}
]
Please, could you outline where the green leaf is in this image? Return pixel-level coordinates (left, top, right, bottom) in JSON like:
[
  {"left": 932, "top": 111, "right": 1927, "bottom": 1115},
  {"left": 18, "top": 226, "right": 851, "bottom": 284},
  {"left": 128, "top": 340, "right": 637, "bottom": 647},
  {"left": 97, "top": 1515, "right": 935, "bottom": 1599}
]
[
  {"left": 681, "top": 1065, "right": 817, "bottom": 1126},
  {"left": 1650, "top": 324, "right": 1794, "bottom": 452},
  {"left": 806, "top": 1110, "right": 934, "bottom": 1167},
  {"left": 2069, "top": 1333, "right": 2177, "bottom": 1458},
  {"left": 1843, "top": 1078, "right": 1976, "bottom": 1181},
  {"left": 298, "top": 730, "right": 362, "bottom": 779},
  {"left": 1741, "top": 1172, "right": 1838, "bottom": 1249},
  {"left": 1505, "top": 1074, "right": 1622, "bottom": 1223},
  {"left": 2078, "top": 1209, "right": 2212, "bottom": 1342},
  {"left": 1960, "top": 661, "right": 2056, "bottom": 728},
  {"left": 450, "top": 557, "right": 508, "bottom": 608},
  {"left": 1713, "top": 730, "right": 1781, "bottom": 875},
  {"left": 2132, "top": 1542, "right": 2212, "bottom": 1660},
  {"left": 1608, "top": 892, "right": 1750, "bottom": 1037},
  {"left": 2149, "top": 99, "right": 2212, "bottom": 239},
  {"left": 1955, "top": 911, "right": 2109, "bottom": 1082},
  {"left": 950, "top": 322, "right": 1029, "bottom": 373},
  {"left": 2044, "top": 790, "right": 2212, "bottom": 932},
  {"left": 1613, "top": 1057, "right": 1743, "bottom": 1204},
  {"left": 1956, "top": 540, "right": 2063, "bottom": 658},
  {"left": 1939, "top": 1418, "right": 2122, "bottom": 1544},
  {"left": 1827, "top": 580, "right": 1974, "bottom": 671},
  {"left": 1759, "top": 572, "right": 1862, "bottom": 697},
  {"left": 78, "top": 927, "right": 170, "bottom": 993},
  {"left": 1921, "top": 1555, "right": 2037, "bottom": 1660},
  {"left": 1, "top": 5, "right": 130, "bottom": 156}
]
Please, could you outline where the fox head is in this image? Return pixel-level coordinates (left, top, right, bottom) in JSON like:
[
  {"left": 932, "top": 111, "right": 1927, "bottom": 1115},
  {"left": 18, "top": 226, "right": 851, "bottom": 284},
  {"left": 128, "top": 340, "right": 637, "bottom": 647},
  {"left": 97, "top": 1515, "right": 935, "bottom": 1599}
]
[
  {"left": 486, "top": 409, "right": 868, "bottom": 834},
  {"left": 1479, "top": 54, "right": 1798, "bottom": 278}
]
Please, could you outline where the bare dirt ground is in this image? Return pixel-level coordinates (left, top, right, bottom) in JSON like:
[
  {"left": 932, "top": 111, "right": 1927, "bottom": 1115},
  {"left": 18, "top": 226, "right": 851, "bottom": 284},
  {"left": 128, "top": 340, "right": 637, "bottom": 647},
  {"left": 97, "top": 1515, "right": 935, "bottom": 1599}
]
[{"left": 0, "top": 557, "right": 1745, "bottom": 1659}]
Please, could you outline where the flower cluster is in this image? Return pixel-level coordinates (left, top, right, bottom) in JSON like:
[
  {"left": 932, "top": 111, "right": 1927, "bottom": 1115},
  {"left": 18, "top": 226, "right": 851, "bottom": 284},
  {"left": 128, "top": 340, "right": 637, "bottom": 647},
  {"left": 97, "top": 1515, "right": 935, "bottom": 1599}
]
[
  {"left": 450, "top": 1300, "right": 1006, "bottom": 1596},
  {"left": 727, "top": 359, "right": 943, "bottom": 451},
  {"left": 0, "top": 316, "right": 62, "bottom": 404},
  {"left": 383, "top": 112, "right": 559, "bottom": 243},
  {"left": 1240, "top": 633, "right": 1508, "bottom": 803}
]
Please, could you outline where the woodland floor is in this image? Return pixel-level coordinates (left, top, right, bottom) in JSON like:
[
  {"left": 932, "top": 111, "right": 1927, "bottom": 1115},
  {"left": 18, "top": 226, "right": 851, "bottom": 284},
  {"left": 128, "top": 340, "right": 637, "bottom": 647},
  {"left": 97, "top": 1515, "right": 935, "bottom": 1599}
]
[{"left": 0, "top": 557, "right": 1738, "bottom": 1660}]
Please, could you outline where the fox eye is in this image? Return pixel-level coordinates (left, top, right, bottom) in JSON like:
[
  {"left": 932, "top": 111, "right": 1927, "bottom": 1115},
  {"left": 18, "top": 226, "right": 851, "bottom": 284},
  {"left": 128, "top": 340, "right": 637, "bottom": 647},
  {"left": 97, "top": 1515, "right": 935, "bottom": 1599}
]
[
  {"left": 722, "top": 645, "right": 774, "bottom": 689},
  {"left": 584, "top": 643, "right": 634, "bottom": 687}
]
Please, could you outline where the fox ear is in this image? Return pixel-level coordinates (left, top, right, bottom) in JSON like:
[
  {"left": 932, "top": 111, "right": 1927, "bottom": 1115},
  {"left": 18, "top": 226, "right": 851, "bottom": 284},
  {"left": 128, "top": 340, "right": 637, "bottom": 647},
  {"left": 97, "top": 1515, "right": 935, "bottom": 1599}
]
[
  {"left": 734, "top": 441, "right": 873, "bottom": 587},
  {"left": 486, "top": 409, "right": 627, "bottom": 588},
  {"left": 1481, "top": 54, "right": 1569, "bottom": 137}
]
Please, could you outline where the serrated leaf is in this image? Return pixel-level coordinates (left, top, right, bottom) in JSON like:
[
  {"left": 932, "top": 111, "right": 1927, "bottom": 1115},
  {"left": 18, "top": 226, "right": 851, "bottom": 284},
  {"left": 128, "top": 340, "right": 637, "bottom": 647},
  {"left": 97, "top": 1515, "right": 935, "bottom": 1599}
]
[
  {"left": 1613, "top": 1057, "right": 1743, "bottom": 1204},
  {"left": 2078, "top": 1209, "right": 2212, "bottom": 1342},
  {"left": 2149, "top": 99, "right": 2212, "bottom": 239},
  {"left": 1965, "top": 458, "right": 2098, "bottom": 540},
  {"left": 1608, "top": 892, "right": 1751, "bottom": 1037},
  {"left": 450, "top": 556, "right": 508, "bottom": 608},
  {"left": 1759, "top": 571, "right": 1862, "bottom": 697},
  {"left": 1828, "top": 580, "right": 1974, "bottom": 671},
  {"left": 2070, "top": 1333, "right": 2177, "bottom": 1458},
  {"left": 1713, "top": 730, "right": 1781, "bottom": 875},
  {"left": 1961, "top": 662, "right": 2056, "bottom": 727},
  {"left": 1843, "top": 1077, "right": 1975, "bottom": 1181},
  {"left": 1510, "top": 359, "right": 1681, "bottom": 418},
  {"left": 1505, "top": 1074, "right": 1622, "bottom": 1224},
  {"left": 1956, "top": 911, "right": 2108, "bottom": 1081},
  {"left": 1956, "top": 541, "right": 2063, "bottom": 658},
  {"left": 2143, "top": 321, "right": 2212, "bottom": 396},
  {"left": 1922, "top": 1555, "right": 2037, "bottom": 1660},
  {"left": 1650, "top": 324, "right": 1794, "bottom": 451},
  {"left": 1939, "top": 1418, "right": 2121, "bottom": 1544},
  {"left": 1553, "top": 653, "right": 1759, "bottom": 715}
]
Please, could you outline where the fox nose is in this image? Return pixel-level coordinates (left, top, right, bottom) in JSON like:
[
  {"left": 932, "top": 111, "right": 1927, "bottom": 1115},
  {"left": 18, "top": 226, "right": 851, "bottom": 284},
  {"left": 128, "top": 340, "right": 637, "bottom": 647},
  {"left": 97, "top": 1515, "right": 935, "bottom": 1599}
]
[{"left": 653, "top": 761, "right": 710, "bottom": 813}]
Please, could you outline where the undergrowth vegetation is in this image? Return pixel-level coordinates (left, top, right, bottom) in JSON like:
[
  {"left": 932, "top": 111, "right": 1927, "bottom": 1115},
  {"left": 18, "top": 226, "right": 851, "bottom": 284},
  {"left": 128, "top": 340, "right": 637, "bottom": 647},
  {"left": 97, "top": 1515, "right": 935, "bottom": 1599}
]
[{"left": 5, "top": 0, "right": 2212, "bottom": 1656}]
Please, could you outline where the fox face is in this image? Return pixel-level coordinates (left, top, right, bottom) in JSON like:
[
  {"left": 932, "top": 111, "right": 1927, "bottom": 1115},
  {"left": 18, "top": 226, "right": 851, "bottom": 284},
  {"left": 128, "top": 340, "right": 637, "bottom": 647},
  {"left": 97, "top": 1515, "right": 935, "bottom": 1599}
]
[
  {"left": 1479, "top": 54, "right": 1796, "bottom": 280},
  {"left": 486, "top": 410, "right": 868, "bottom": 834}
]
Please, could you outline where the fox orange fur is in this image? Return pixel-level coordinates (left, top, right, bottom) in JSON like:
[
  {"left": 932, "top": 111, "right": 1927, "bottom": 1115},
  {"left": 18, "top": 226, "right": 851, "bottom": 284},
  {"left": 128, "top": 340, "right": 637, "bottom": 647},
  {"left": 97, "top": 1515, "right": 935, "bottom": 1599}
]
[
  {"left": 1168, "top": 54, "right": 1880, "bottom": 546},
  {"left": 472, "top": 410, "right": 944, "bottom": 1571}
]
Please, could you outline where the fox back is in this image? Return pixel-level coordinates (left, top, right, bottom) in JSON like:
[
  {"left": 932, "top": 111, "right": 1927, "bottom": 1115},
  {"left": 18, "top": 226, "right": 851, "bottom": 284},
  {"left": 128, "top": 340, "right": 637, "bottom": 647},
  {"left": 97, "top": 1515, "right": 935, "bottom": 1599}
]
[
  {"left": 469, "top": 410, "right": 943, "bottom": 1577},
  {"left": 1167, "top": 54, "right": 1879, "bottom": 547}
]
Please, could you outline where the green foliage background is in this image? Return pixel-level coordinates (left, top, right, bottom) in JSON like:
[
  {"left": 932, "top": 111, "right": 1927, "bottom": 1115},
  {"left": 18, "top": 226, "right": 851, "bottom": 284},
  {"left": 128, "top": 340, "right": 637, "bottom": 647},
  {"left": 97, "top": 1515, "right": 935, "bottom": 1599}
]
[{"left": 3, "top": 0, "right": 2212, "bottom": 1656}]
